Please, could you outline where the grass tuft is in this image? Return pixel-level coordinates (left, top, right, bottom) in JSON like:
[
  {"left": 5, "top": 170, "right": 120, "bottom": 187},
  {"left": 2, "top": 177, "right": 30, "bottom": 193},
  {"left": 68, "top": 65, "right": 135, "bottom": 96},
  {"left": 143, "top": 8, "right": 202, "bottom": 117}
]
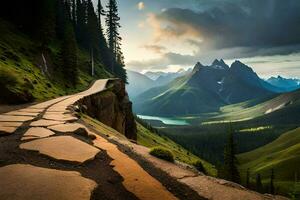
[
  {"left": 149, "top": 147, "right": 174, "bottom": 162},
  {"left": 193, "top": 160, "right": 206, "bottom": 174}
]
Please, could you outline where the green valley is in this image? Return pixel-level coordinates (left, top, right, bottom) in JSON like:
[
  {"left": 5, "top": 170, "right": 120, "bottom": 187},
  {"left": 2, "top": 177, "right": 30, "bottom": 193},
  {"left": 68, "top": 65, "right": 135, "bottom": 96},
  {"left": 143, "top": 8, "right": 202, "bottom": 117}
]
[
  {"left": 238, "top": 128, "right": 300, "bottom": 195},
  {"left": 137, "top": 79, "right": 300, "bottom": 197}
]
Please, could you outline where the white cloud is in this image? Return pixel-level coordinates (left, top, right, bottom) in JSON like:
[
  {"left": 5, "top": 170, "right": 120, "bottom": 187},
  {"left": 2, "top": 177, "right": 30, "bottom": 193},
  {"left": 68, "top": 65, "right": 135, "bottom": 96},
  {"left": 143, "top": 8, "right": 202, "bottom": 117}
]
[{"left": 138, "top": 2, "right": 145, "bottom": 10}]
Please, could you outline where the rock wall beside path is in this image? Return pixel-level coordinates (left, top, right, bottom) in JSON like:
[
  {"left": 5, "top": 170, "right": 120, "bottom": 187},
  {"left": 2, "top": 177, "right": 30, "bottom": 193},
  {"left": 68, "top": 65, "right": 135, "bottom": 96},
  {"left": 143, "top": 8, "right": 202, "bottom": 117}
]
[{"left": 77, "top": 79, "right": 137, "bottom": 140}]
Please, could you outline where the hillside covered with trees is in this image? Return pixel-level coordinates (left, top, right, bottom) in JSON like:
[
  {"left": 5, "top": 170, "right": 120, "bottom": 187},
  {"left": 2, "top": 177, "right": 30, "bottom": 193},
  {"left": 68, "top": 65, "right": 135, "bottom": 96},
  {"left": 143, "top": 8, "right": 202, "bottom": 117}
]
[{"left": 0, "top": 0, "right": 126, "bottom": 104}]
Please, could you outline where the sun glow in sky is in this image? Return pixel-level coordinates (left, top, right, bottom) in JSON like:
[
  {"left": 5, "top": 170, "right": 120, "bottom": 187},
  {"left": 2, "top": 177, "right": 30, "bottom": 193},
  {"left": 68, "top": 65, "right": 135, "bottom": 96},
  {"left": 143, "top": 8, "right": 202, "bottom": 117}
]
[{"left": 96, "top": 0, "right": 300, "bottom": 78}]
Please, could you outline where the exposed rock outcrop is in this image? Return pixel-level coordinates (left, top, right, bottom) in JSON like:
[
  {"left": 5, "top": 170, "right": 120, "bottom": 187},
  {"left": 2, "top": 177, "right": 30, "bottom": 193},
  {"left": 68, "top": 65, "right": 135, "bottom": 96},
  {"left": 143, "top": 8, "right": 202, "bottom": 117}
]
[{"left": 77, "top": 79, "right": 137, "bottom": 140}]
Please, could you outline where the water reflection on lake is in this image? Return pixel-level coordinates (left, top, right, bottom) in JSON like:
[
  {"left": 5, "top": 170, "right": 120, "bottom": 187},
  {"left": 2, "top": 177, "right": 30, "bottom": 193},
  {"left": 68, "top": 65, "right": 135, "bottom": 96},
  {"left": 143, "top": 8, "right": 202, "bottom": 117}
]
[{"left": 137, "top": 115, "right": 189, "bottom": 126}]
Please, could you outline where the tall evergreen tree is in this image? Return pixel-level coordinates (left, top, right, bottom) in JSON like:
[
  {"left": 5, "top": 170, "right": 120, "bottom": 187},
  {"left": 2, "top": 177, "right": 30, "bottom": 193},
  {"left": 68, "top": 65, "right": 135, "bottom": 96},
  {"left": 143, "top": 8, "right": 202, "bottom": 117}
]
[
  {"left": 223, "top": 124, "right": 240, "bottom": 183},
  {"left": 37, "top": 0, "right": 56, "bottom": 49},
  {"left": 86, "top": 0, "right": 102, "bottom": 76},
  {"left": 115, "top": 44, "right": 127, "bottom": 82},
  {"left": 105, "top": 0, "right": 127, "bottom": 82},
  {"left": 62, "top": 23, "right": 78, "bottom": 85},
  {"left": 64, "top": 0, "right": 72, "bottom": 21},
  {"left": 71, "top": 0, "right": 76, "bottom": 28},
  {"left": 75, "top": 0, "right": 87, "bottom": 47},
  {"left": 246, "top": 168, "right": 250, "bottom": 188},
  {"left": 270, "top": 168, "right": 275, "bottom": 194},
  {"left": 256, "top": 173, "right": 263, "bottom": 193},
  {"left": 95, "top": 0, "right": 111, "bottom": 71},
  {"left": 97, "top": 0, "right": 105, "bottom": 29},
  {"left": 87, "top": 0, "right": 100, "bottom": 51},
  {"left": 106, "top": 0, "right": 120, "bottom": 58}
]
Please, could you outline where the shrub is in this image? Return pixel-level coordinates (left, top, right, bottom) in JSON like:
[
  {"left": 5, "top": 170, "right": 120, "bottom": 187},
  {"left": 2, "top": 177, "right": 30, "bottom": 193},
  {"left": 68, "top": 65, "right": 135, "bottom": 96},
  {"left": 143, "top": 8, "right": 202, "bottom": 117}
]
[
  {"left": 0, "top": 68, "right": 18, "bottom": 87},
  {"left": 0, "top": 68, "right": 33, "bottom": 104},
  {"left": 149, "top": 147, "right": 174, "bottom": 162},
  {"left": 193, "top": 160, "right": 206, "bottom": 174}
]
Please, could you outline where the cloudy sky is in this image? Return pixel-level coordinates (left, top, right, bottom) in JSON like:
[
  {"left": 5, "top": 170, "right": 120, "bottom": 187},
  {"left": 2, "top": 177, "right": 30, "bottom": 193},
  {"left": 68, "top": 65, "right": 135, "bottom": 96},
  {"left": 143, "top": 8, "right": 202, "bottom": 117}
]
[{"left": 97, "top": 0, "right": 300, "bottom": 78}]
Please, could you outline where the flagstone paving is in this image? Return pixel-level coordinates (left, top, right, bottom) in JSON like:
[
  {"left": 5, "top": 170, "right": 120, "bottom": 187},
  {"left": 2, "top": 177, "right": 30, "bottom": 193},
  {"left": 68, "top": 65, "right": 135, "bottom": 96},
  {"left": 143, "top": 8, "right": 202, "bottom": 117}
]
[
  {"left": 21, "top": 127, "right": 55, "bottom": 141},
  {"left": 20, "top": 136, "right": 101, "bottom": 163},
  {"left": 0, "top": 122, "right": 23, "bottom": 127},
  {"left": 30, "top": 119, "right": 65, "bottom": 127},
  {"left": 18, "top": 108, "right": 44, "bottom": 113},
  {"left": 0, "top": 164, "right": 97, "bottom": 200},
  {"left": 0, "top": 126, "right": 18, "bottom": 135},
  {"left": 0, "top": 115, "right": 35, "bottom": 122},
  {"left": 3, "top": 111, "right": 40, "bottom": 117},
  {"left": 0, "top": 79, "right": 196, "bottom": 200},
  {"left": 43, "top": 113, "right": 77, "bottom": 122},
  {"left": 48, "top": 123, "right": 86, "bottom": 133},
  {"left": 93, "top": 136, "right": 178, "bottom": 200}
]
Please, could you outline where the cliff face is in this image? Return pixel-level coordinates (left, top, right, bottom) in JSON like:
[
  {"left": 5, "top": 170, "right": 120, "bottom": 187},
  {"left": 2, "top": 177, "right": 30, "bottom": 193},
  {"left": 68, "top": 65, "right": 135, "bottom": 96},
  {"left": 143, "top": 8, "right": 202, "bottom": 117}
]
[{"left": 77, "top": 79, "right": 137, "bottom": 140}]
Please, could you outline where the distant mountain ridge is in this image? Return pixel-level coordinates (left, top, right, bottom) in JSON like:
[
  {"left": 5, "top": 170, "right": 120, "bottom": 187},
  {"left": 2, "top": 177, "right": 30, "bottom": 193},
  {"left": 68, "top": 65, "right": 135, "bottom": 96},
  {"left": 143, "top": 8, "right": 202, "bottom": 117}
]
[
  {"left": 144, "top": 69, "right": 191, "bottom": 83},
  {"left": 266, "top": 76, "right": 300, "bottom": 92},
  {"left": 127, "top": 69, "right": 191, "bottom": 98},
  {"left": 144, "top": 71, "right": 166, "bottom": 80},
  {"left": 126, "top": 71, "right": 157, "bottom": 98},
  {"left": 133, "top": 59, "right": 279, "bottom": 116}
]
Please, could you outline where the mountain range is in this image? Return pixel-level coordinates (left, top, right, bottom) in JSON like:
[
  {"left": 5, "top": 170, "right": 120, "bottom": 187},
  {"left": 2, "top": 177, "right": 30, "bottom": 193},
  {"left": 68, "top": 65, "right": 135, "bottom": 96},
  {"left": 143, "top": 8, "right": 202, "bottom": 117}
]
[
  {"left": 266, "top": 76, "right": 300, "bottom": 92},
  {"left": 144, "top": 69, "right": 191, "bottom": 81},
  {"left": 133, "top": 59, "right": 283, "bottom": 116},
  {"left": 127, "top": 69, "right": 190, "bottom": 98},
  {"left": 126, "top": 71, "right": 156, "bottom": 98}
]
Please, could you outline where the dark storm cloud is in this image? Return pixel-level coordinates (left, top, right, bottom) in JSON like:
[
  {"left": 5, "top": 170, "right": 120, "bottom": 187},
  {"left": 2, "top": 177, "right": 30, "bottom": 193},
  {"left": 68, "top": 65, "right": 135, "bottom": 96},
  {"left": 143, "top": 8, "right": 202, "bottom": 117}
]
[{"left": 158, "top": 0, "right": 300, "bottom": 51}]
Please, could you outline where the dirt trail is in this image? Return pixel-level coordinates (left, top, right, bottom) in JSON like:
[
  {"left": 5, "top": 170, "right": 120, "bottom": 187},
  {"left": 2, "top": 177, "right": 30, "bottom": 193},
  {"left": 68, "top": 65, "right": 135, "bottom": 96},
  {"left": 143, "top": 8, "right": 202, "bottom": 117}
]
[
  {"left": 0, "top": 79, "right": 181, "bottom": 200},
  {"left": 0, "top": 79, "right": 287, "bottom": 200}
]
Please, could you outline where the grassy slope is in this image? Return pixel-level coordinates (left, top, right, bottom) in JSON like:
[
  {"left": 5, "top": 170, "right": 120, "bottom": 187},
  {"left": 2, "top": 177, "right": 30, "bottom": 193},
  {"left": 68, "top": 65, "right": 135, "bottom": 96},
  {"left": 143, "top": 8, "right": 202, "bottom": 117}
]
[
  {"left": 81, "top": 114, "right": 217, "bottom": 176},
  {"left": 238, "top": 128, "right": 300, "bottom": 194},
  {"left": 136, "top": 122, "right": 217, "bottom": 176},
  {"left": 0, "top": 19, "right": 110, "bottom": 103},
  {"left": 148, "top": 90, "right": 300, "bottom": 165},
  {"left": 188, "top": 89, "right": 300, "bottom": 125}
]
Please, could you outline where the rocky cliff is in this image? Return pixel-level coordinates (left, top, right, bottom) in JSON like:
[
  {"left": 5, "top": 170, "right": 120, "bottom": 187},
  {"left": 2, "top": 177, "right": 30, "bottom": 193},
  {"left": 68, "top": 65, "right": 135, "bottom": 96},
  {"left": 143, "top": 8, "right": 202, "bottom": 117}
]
[{"left": 77, "top": 79, "right": 137, "bottom": 140}]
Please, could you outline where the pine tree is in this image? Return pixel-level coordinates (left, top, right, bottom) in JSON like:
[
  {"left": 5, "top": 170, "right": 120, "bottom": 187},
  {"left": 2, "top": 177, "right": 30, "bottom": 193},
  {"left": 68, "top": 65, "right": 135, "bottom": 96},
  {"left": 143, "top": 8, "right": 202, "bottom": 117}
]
[
  {"left": 96, "top": 0, "right": 112, "bottom": 71},
  {"left": 115, "top": 45, "right": 127, "bottom": 82},
  {"left": 62, "top": 23, "right": 78, "bottom": 85},
  {"left": 270, "top": 168, "right": 275, "bottom": 194},
  {"left": 86, "top": 0, "right": 102, "bottom": 76},
  {"left": 106, "top": 0, "right": 120, "bottom": 58},
  {"left": 97, "top": 0, "right": 105, "bottom": 29},
  {"left": 56, "top": 0, "right": 67, "bottom": 39},
  {"left": 223, "top": 124, "right": 240, "bottom": 183},
  {"left": 64, "top": 0, "right": 72, "bottom": 21},
  {"left": 246, "top": 168, "right": 250, "bottom": 188},
  {"left": 256, "top": 173, "right": 263, "bottom": 193},
  {"left": 105, "top": 0, "right": 127, "bottom": 82},
  {"left": 71, "top": 0, "right": 76, "bottom": 28},
  {"left": 87, "top": 0, "right": 99, "bottom": 48},
  {"left": 37, "top": 0, "right": 56, "bottom": 49},
  {"left": 75, "top": 0, "right": 87, "bottom": 47}
]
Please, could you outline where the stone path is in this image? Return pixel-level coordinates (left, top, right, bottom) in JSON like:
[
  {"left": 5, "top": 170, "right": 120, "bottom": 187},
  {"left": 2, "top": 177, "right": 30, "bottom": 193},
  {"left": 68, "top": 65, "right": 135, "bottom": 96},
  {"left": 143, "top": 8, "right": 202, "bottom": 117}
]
[
  {"left": 3, "top": 111, "right": 40, "bottom": 116},
  {"left": 30, "top": 119, "right": 66, "bottom": 127},
  {"left": 93, "top": 135, "right": 178, "bottom": 200},
  {"left": 0, "top": 126, "right": 18, "bottom": 135},
  {"left": 0, "top": 79, "right": 179, "bottom": 200},
  {"left": 129, "top": 143, "right": 288, "bottom": 200},
  {"left": 21, "top": 127, "right": 55, "bottom": 141},
  {"left": 0, "top": 78, "right": 285, "bottom": 200},
  {"left": 20, "top": 136, "right": 101, "bottom": 163},
  {"left": 0, "top": 115, "right": 35, "bottom": 122},
  {"left": 0, "top": 164, "right": 97, "bottom": 200},
  {"left": 48, "top": 123, "right": 86, "bottom": 133}
]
